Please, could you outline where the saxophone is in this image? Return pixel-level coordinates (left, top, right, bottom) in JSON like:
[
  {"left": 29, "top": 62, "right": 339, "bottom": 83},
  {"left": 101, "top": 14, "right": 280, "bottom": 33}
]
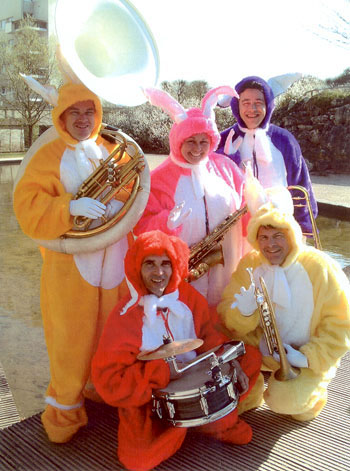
[
  {"left": 186, "top": 206, "right": 247, "bottom": 282},
  {"left": 246, "top": 268, "right": 300, "bottom": 381}
]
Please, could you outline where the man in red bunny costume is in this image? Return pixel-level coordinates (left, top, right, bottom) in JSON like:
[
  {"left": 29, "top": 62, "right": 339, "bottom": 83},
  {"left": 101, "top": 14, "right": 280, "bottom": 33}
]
[{"left": 92, "top": 230, "right": 261, "bottom": 471}]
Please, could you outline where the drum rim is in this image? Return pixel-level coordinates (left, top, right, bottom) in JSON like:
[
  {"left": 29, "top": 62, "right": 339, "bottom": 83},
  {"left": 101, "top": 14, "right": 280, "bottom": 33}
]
[{"left": 165, "top": 398, "right": 238, "bottom": 428}]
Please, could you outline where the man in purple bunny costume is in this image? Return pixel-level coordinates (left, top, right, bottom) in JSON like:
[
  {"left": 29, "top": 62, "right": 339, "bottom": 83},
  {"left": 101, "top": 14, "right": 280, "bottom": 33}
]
[{"left": 217, "top": 75, "right": 317, "bottom": 235}]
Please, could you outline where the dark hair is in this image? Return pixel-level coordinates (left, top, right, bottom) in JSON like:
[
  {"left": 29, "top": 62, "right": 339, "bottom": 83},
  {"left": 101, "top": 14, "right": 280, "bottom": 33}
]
[{"left": 238, "top": 80, "right": 265, "bottom": 95}]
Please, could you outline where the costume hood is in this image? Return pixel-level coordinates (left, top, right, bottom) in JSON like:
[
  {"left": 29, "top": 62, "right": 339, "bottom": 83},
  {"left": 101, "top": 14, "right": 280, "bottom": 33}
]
[
  {"left": 247, "top": 202, "right": 303, "bottom": 267},
  {"left": 230, "top": 76, "right": 275, "bottom": 130},
  {"left": 51, "top": 83, "right": 102, "bottom": 146},
  {"left": 124, "top": 230, "right": 189, "bottom": 297},
  {"left": 144, "top": 86, "right": 238, "bottom": 163}
]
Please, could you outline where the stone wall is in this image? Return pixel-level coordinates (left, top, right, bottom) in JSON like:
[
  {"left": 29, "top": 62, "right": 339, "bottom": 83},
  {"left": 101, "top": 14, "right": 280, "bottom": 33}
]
[{"left": 273, "top": 91, "right": 350, "bottom": 174}]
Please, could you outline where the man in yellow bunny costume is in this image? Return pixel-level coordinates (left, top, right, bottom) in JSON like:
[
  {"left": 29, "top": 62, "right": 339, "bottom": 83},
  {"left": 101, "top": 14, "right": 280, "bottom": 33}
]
[
  {"left": 217, "top": 200, "right": 350, "bottom": 421},
  {"left": 13, "top": 83, "right": 130, "bottom": 442}
]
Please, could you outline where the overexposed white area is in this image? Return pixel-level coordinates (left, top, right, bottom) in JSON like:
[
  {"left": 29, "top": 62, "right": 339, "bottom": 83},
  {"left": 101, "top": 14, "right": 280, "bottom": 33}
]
[{"left": 131, "top": 0, "right": 349, "bottom": 85}]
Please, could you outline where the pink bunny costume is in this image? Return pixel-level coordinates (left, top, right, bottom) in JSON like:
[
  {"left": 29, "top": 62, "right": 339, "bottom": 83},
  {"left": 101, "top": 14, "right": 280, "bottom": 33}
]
[{"left": 135, "top": 87, "right": 246, "bottom": 306}]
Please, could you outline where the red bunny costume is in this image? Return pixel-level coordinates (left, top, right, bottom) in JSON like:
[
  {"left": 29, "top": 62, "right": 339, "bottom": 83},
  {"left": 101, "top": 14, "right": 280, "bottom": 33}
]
[
  {"left": 92, "top": 230, "right": 262, "bottom": 471},
  {"left": 135, "top": 87, "right": 247, "bottom": 307}
]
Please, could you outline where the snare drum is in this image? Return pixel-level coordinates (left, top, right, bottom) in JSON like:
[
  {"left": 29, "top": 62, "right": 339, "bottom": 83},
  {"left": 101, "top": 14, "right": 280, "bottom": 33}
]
[{"left": 152, "top": 360, "right": 238, "bottom": 427}]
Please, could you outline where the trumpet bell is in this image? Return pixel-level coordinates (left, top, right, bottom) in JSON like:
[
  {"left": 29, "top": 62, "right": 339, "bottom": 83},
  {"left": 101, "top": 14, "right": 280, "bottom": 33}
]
[{"left": 55, "top": 0, "right": 159, "bottom": 106}]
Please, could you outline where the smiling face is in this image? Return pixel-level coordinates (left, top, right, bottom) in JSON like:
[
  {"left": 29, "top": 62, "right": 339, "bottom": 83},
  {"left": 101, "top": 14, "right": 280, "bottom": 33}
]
[
  {"left": 141, "top": 254, "right": 173, "bottom": 297},
  {"left": 257, "top": 226, "right": 291, "bottom": 266},
  {"left": 60, "top": 100, "right": 96, "bottom": 141},
  {"left": 238, "top": 88, "right": 266, "bottom": 129},
  {"left": 180, "top": 133, "right": 211, "bottom": 165}
]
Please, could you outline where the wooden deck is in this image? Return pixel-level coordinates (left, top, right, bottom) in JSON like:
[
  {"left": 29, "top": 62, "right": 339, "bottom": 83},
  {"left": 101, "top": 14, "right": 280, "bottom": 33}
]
[{"left": 0, "top": 353, "right": 349, "bottom": 471}]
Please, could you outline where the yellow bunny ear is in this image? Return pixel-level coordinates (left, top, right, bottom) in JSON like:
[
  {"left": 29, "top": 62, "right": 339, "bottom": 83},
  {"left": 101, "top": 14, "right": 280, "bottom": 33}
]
[
  {"left": 244, "top": 162, "right": 267, "bottom": 215},
  {"left": 244, "top": 162, "right": 295, "bottom": 216}
]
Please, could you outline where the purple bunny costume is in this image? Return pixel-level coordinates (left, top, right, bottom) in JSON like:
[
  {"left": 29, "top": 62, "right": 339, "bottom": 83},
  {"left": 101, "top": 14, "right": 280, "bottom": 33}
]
[{"left": 217, "top": 76, "right": 317, "bottom": 235}]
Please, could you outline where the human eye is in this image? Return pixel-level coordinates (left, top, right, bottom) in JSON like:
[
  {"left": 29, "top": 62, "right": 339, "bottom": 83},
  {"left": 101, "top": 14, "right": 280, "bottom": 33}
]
[
  {"left": 275, "top": 233, "right": 285, "bottom": 239},
  {"left": 162, "top": 261, "right": 172, "bottom": 268},
  {"left": 143, "top": 260, "right": 153, "bottom": 268}
]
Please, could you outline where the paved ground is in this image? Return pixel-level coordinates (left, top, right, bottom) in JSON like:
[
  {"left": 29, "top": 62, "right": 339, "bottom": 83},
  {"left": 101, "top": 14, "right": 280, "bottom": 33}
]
[
  {"left": 146, "top": 154, "right": 350, "bottom": 209},
  {"left": 311, "top": 174, "right": 350, "bottom": 208}
]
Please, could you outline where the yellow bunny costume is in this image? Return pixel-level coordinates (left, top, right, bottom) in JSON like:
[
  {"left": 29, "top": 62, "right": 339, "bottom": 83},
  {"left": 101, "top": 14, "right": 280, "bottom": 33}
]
[
  {"left": 218, "top": 201, "right": 350, "bottom": 420},
  {"left": 13, "top": 83, "right": 130, "bottom": 442}
]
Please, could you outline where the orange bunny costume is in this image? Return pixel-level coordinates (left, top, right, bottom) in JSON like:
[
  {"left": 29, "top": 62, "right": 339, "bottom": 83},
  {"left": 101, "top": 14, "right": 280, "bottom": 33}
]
[{"left": 13, "top": 83, "right": 130, "bottom": 443}]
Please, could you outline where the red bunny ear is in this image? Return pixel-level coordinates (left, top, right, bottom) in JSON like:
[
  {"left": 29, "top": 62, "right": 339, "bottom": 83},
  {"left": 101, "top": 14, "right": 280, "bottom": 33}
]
[
  {"left": 169, "top": 235, "right": 190, "bottom": 280},
  {"left": 201, "top": 86, "right": 239, "bottom": 117},
  {"left": 143, "top": 87, "right": 188, "bottom": 123}
]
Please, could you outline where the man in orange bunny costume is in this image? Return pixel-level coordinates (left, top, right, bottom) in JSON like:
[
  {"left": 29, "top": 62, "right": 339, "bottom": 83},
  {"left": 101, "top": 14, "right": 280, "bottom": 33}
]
[
  {"left": 13, "top": 83, "right": 130, "bottom": 443},
  {"left": 92, "top": 230, "right": 262, "bottom": 471}
]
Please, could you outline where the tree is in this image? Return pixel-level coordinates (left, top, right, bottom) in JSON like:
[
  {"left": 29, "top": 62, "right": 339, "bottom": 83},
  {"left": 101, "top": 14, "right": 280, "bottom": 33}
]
[
  {"left": 314, "top": 0, "right": 350, "bottom": 50},
  {"left": 0, "top": 16, "right": 54, "bottom": 148}
]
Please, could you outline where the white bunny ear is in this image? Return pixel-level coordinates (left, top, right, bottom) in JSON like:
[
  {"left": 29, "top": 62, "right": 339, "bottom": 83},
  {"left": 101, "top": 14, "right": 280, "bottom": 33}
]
[
  {"left": 201, "top": 86, "right": 239, "bottom": 119},
  {"left": 19, "top": 73, "right": 59, "bottom": 106},
  {"left": 267, "top": 73, "right": 302, "bottom": 97},
  {"left": 143, "top": 87, "right": 187, "bottom": 123}
]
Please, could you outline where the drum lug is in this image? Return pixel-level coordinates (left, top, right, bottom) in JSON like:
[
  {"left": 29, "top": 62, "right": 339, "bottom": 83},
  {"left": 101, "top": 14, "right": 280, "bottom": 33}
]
[
  {"left": 200, "top": 393, "right": 209, "bottom": 416},
  {"left": 227, "top": 382, "right": 235, "bottom": 399},
  {"left": 153, "top": 399, "right": 163, "bottom": 420},
  {"left": 166, "top": 401, "right": 176, "bottom": 419}
]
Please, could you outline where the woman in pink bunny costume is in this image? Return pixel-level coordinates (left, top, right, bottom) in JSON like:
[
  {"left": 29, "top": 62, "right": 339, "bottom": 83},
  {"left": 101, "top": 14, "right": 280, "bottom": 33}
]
[{"left": 135, "top": 87, "right": 247, "bottom": 307}]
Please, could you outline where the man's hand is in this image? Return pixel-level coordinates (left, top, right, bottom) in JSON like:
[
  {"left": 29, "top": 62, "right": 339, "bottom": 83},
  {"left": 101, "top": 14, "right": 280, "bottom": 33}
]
[
  {"left": 70, "top": 197, "right": 106, "bottom": 219},
  {"left": 104, "top": 199, "right": 123, "bottom": 219},
  {"left": 273, "top": 344, "right": 308, "bottom": 368},
  {"left": 232, "top": 359, "right": 249, "bottom": 395},
  {"left": 233, "top": 284, "right": 257, "bottom": 316},
  {"left": 167, "top": 201, "right": 192, "bottom": 230}
]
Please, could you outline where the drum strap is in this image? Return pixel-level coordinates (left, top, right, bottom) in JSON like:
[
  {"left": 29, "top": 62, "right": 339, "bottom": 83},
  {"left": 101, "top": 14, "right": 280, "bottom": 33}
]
[{"left": 157, "top": 308, "right": 174, "bottom": 341}]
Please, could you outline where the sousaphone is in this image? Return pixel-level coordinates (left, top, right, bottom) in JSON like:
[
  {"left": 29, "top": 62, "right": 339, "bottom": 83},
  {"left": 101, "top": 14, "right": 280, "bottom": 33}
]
[{"left": 14, "top": 0, "right": 158, "bottom": 254}]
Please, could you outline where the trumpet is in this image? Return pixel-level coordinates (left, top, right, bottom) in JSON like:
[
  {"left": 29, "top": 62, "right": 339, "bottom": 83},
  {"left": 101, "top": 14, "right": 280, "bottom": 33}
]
[{"left": 246, "top": 268, "right": 300, "bottom": 381}]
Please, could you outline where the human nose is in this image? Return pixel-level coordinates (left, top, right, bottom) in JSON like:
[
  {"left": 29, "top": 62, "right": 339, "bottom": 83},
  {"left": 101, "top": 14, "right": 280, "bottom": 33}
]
[{"left": 154, "top": 264, "right": 164, "bottom": 276}]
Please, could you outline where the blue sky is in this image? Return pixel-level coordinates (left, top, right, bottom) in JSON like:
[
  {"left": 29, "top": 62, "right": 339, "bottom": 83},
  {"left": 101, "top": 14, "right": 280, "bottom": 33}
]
[{"left": 131, "top": 0, "right": 349, "bottom": 86}]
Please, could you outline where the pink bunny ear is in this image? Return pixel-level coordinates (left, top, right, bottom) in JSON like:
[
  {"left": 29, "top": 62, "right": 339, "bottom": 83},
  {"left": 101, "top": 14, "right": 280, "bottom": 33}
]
[
  {"left": 143, "top": 87, "right": 187, "bottom": 123},
  {"left": 201, "top": 86, "right": 239, "bottom": 119}
]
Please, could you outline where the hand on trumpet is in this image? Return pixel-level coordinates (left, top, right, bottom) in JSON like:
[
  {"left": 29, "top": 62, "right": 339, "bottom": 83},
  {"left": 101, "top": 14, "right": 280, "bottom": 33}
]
[
  {"left": 273, "top": 343, "right": 308, "bottom": 368},
  {"left": 233, "top": 284, "right": 257, "bottom": 316},
  {"left": 167, "top": 201, "right": 192, "bottom": 230},
  {"left": 70, "top": 197, "right": 106, "bottom": 219}
]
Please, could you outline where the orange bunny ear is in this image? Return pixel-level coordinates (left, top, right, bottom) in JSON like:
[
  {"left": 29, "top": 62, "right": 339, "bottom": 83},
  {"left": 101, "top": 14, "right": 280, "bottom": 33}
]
[
  {"left": 19, "top": 74, "right": 59, "bottom": 106},
  {"left": 143, "top": 87, "right": 187, "bottom": 123}
]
